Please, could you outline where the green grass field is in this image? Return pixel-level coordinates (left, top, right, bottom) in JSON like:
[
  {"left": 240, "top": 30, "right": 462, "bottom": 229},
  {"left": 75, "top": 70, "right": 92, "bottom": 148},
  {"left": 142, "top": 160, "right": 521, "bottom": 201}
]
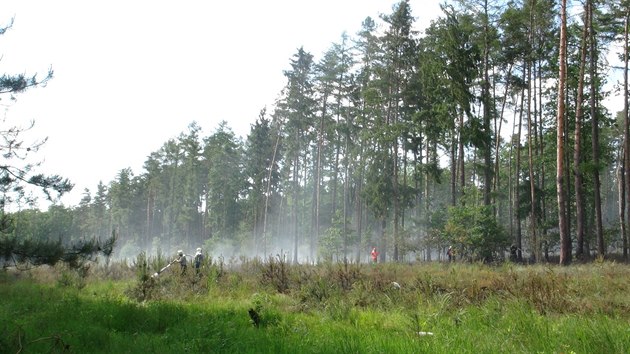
[{"left": 1, "top": 259, "right": 629, "bottom": 353}]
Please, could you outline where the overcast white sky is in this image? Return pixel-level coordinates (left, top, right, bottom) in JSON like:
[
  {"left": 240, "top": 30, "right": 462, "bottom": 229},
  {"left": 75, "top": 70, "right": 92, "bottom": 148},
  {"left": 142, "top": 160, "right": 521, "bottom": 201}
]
[{"left": 0, "top": 0, "right": 445, "bottom": 208}]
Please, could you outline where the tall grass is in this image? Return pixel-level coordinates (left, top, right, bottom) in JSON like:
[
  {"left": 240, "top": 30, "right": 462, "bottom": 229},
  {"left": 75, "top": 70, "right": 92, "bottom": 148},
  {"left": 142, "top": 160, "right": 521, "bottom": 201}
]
[{"left": 1, "top": 260, "right": 629, "bottom": 353}]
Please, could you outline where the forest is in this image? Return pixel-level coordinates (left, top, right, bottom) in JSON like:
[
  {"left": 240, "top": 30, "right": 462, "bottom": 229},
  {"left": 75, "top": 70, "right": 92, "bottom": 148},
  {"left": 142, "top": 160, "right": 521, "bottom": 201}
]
[{"left": 3, "top": 0, "right": 630, "bottom": 267}]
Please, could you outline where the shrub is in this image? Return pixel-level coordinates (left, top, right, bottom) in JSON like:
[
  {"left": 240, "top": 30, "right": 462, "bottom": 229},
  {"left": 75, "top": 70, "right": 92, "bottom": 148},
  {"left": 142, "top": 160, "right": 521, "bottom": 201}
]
[
  {"left": 444, "top": 205, "right": 509, "bottom": 262},
  {"left": 259, "top": 254, "right": 290, "bottom": 293}
]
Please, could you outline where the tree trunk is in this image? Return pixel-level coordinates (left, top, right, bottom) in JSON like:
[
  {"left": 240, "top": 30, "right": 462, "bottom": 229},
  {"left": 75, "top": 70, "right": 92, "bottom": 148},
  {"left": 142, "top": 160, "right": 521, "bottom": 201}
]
[
  {"left": 355, "top": 144, "right": 365, "bottom": 262},
  {"left": 389, "top": 92, "right": 401, "bottom": 262},
  {"left": 618, "top": 149, "right": 626, "bottom": 260},
  {"left": 380, "top": 218, "right": 387, "bottom": 263},
  {"left": 458, "top": 112, "right": 466, "bottom": 204},
  {"left": 574, "top": 4, "right": 589, "bottom": 259},
  {"left": 558, "top": 0, "right": 571, "bottom": 265},
  {"left": 417, "top": 136, "right": 425, "bottom": 258},
  {"left": 451, "top": 134, "right": 457, "bottom": 206},
  {"left": 494, "top": 64, "right": 513, "bottom": 210},
  {"left": 588, "top": 0, "right": 604, "bottom": 257},
  {"left": 527, "top": 63, "right": 538, "bottom": 263},
  {"left": 537, "top": 59, "right": 550, "bottom": 256},
  {"left": 563, "top": 75, "right": 572, "bottom": 262},
  {"left": 527, "top": 3, "right": 539, "bottom": 263},
  {"left": 402, "top": 149, "right": 408, "bottom": 259},
  {"left": 343, "top": 136, "right": 349, "bottom": 260},
  {"left": 312, "top": 98, "right": 326, "bottom": 261},
  {"left": 394, "top": 119, "right": 402, "bottom": 262},
  {"left": 482, "top": 0, "right": 493, "bottom": 207},
  {"left": 332, "top": 113, "right": 341, "bottom": 220},
  {"left": 425, "top": 142, "right": 431, "bottom": 261},
  {"left": 263, "top": 123, "right": 282, "bottom": 256},
  {"left": 146, "top": 188, "right": 153, "bottom": 248},
  {"left": 292, "top": 130, "right": 300, "bottom": 264},
  {"left": 515, "top": 83, "right": 525, "bottom": 261},
  {"left": 624, "top": 10, "right": 630, "bottom": 261}
]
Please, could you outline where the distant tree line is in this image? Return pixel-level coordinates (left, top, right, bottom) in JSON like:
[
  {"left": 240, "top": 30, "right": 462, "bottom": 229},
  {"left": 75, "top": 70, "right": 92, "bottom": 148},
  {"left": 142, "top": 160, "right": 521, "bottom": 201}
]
[{"left": 5, "top": 0, "right": 630, "bottom": 265}]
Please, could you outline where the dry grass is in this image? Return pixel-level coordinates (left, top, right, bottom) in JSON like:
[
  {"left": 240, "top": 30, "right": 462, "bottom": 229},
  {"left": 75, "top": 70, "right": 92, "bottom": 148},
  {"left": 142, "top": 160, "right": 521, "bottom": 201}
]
[{"left": 4, "top": 257, "right": 630, "bottom": 319}]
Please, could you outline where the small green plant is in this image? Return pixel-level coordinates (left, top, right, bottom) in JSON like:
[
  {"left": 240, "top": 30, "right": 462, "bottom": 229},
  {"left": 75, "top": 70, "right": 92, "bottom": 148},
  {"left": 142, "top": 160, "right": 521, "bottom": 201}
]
[
  {"left": 57, "top": 265, "right": 87, "bottom": 290},
  {"left": 248, "top": 292, "right": 281, "bottom": 328},
  {"left": 124, "top": 251, "right": 157, "bottom": 301}
]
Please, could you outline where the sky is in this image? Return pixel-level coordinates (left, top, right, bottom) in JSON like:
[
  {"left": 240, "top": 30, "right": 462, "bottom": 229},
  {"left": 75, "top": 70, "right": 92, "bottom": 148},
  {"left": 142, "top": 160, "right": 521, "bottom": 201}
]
[{"left": 0, "top": 0, "right": 445, "bottom": 209}]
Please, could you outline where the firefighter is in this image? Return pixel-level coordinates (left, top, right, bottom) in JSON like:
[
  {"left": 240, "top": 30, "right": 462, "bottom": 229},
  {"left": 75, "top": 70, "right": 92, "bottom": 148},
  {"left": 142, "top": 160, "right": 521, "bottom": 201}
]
[{"left": 371, "top": 247, "right": 379, "bottom": 264}]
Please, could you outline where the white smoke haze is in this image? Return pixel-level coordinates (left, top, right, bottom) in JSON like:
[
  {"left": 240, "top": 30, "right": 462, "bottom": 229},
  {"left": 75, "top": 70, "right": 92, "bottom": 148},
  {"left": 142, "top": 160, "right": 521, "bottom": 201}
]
[{"left": 112, "top": 227, "right": 384, "bottom": 266}]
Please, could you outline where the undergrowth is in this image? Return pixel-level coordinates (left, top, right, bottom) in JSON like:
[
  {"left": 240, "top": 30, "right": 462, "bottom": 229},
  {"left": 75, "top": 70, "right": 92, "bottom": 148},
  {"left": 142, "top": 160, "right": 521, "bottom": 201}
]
[{"left": 1, "top": 259, "right": 629, "bottom": 353}]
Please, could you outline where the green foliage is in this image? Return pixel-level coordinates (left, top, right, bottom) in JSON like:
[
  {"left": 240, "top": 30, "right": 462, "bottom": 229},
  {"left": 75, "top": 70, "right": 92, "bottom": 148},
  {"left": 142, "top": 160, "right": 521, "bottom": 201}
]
[
  {"left": 124, "top": 252, "right": 155, "bottom": 301},
  {"left": 203, "top": 122, "right": 246, "bottom": 239},
  {"left": 362, "top": 150, "right": 394, "bottom": 220},
  {"left": 443, "top": 204, "right": 509, "bottom": 262},
  {"left": 0, "top": 230, "right": 116, "bottom": 269},
  {"left": 318, "top": 211, "right": 355, "bottom": 262},
  {"left": 425, "top": 207, "right": 448, "bottom": 249},
  {"left": 319, "top": 223, "right": 343, "bottom": 262},
  {"left": 248, "top": 292, "right": 281, "bottom": 328}
]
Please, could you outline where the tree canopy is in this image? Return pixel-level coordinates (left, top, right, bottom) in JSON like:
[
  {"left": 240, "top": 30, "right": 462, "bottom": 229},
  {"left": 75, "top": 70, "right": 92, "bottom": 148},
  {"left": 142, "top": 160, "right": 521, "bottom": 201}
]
[{"left": 5, "top": 0, "right": 630, "bottom": 265}]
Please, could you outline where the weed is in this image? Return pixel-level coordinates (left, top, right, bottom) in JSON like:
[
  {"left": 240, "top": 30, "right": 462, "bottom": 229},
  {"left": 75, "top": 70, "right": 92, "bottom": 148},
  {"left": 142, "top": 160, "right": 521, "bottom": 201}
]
[
  {"left": 324, "top": 297, "right": 354, "bottom": 322},
  {"left": 9, "top": 326, "right": 71, "bottom": 353},
  {"left": 124, "top": 252, "right": 158, "bottom": 301},
  {"left": 57, "top": 267, "right": 87, "bottom": 290},
  {"left": 331, "top": 260, "right": 363, "bottom": 291},
  {"left": 259, "top": 254, "right": 290, "bottom": 293},
  {"left": 247, "top": 292, "right": 282, "bottom": 328},
  {"left": 300, "top": 271, "right": 335, "bottom": 306}
]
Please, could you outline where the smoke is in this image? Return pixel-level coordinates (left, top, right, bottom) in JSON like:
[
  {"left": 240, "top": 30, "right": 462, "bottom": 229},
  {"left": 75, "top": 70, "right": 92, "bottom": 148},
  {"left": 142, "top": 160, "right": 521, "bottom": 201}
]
[{"left": 111, "top": 227, "right": 375, "bottom": 266}]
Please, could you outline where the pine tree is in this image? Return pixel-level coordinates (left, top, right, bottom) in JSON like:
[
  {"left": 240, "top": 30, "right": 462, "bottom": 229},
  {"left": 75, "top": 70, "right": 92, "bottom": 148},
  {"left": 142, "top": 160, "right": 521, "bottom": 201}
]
[{"left": 0, "top": 18, "right": 114, "bottom": 268}]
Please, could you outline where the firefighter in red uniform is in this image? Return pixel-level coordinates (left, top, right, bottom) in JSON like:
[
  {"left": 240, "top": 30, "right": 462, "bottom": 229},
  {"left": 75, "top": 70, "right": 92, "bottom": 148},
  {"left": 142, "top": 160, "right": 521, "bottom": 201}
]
[{"left": 371, "top": 247, "right": 379, "bottom": 263}]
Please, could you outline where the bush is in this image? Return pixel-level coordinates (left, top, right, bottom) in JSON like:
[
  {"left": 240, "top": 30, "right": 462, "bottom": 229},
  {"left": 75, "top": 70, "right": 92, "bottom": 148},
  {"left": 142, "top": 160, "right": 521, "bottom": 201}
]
[{"left": 444, "top": 205, "right": 509, "bottom": 262}]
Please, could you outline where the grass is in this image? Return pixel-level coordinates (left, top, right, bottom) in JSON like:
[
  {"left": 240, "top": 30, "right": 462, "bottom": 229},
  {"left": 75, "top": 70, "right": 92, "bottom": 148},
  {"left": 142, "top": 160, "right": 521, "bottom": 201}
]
[{"left": 1, "top": 260, "right": 629, "bottom": 353}]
